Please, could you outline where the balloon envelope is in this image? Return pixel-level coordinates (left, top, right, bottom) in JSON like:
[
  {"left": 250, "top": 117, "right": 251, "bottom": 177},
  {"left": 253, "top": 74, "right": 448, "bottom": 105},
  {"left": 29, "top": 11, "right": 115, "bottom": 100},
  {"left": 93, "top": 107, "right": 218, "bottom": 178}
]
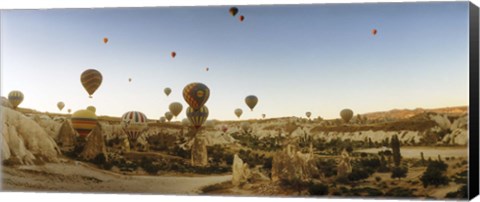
[
  {"left": 169, "top": 102, "right": 183, "bottom": 117},
  {"left": 103, "top": 37, "right": 108, "bottom": 44},
  {"left": 87, "top": 106, "right": 96, "bottom": 113},
  {"left": 186, "top": 106, "right": 209, "bottom": 129},
  {"left": 8, "top": 90, "right": 24, "bottom": 109},
  {"left": 372, "top": 29, "right": 378, "bottom": 35},
  {"left": 239, "top": 15, "right": 245, "bottom": 22},
  {"left": 171, "top": 51, "right": 176, "bottom": 58},
  {"left": 183, "top": 82, "right": 210, "bottom": 110},
  {"left": 122, "top": 111, "right": 148, "bottom": 142},
  {"left": 229, "top": 7, "right": 238, "bottom": 16},
  {"left": 340, "top": 109, "right": 354, "bottom": 123},
  {"left": 57, "top": 102, "right": 65, "bottom": 111},
  {"left": 234, "top": 108, "right": 243, "bottom": 118},
  {"left": 306, "top": 112, "right": 312, "bottom": 118},
  {"left": 164, "top": 88, "right": 172, "bottom": 96},
  {"left": 245, "top": 95, "right": 258, "bottom": 111},
  {"left": 80, "top": 69, "right": 103, "bottom": 98},
  {"left": 71, "top": 109, "right": 98, "bottom": 138},
  {"left": 165, "top": 112, "right": 173, "bottom": 122}
]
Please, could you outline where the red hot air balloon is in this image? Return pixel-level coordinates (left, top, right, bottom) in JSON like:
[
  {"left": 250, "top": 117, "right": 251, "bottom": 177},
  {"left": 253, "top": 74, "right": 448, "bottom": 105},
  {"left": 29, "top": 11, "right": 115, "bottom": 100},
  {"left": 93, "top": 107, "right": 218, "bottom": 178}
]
[
  {"left": 171, "top": 51, "right": 176, "bottom": 58},
  {"left": 239, "top": 15, "right": 245, "bottom": 22},
  {"left": 372, "top": 29, "right": 378, "bottom": 35}
]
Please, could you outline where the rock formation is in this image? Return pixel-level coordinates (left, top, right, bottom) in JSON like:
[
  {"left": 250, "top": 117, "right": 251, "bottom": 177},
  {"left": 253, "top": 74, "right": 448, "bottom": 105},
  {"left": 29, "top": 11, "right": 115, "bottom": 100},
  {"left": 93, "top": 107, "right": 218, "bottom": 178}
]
[
  {"left": 271, "top": 144, "right": 319, "bottom": 183},
  {"left": 56, "top": 120, "right": 77, "bottom": 151},
  {"left": 232, "top": 154, "right": 251, "bottom": 186},
  {"left": 336, "top": 149, "right": 352, "bottom": 177},
  {"left": 191, "top": 136, "right": 208, "bottom": 166},
  {"left": 80, "top": 123, "right": 108, "bottom": 161}
]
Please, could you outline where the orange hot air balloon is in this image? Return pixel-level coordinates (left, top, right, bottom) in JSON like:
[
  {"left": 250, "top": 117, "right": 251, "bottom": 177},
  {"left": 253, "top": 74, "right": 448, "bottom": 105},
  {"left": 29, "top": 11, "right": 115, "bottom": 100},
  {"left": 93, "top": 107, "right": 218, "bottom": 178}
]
[
  {"left": 171, "top": 51, "right": 176, "bottom": 58},
  {"left": 239, "top": 15, "right": 245, "bottom": 22},
  {"left": 80, "top": 69, "right": 103, "bottom": 98},
  {"left": 103, "top": 37, "right": 108, "bottom": 44},
  {"left": 372, "top": 29, "right": 378, "bottom": 35}
]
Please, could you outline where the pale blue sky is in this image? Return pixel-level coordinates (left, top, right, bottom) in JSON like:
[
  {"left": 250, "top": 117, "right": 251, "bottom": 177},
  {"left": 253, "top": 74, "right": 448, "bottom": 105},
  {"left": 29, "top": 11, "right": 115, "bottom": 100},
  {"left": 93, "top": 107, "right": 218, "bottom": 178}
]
[{"left": 0, "top": 2, "right": 470, "bottom": 120}]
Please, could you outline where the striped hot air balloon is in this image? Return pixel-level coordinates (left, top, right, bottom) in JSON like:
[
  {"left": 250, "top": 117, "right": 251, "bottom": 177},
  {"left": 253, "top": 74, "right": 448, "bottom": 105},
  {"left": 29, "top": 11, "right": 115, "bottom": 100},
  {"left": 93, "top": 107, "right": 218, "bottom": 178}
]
[
  {"left": 80, "top": 69, "right": 103, "bottom": 98},
  {"left": 169, "top": 102, "right": 183, "bottom": 118},
  {"left": 71, "top": 109, "right": 98, "bottom": 138},
  {"left": 186, "top": 106, "right": 209, "bottom": 130},
  {"left": 8, "top": 90, "right": 24, "bottom": 109},
  {"left": 121, "top": 111, "right": 148, "bottom": 142},
  {"left": 183, "top": 82, "right": 210, "bottom": 110}
]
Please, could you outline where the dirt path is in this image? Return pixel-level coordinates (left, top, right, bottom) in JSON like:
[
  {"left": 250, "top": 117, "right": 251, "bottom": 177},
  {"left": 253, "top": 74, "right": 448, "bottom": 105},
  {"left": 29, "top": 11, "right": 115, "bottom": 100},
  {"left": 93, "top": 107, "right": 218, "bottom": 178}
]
[{"left": 2, "top": 161, "right": 232, "bottom": 195}]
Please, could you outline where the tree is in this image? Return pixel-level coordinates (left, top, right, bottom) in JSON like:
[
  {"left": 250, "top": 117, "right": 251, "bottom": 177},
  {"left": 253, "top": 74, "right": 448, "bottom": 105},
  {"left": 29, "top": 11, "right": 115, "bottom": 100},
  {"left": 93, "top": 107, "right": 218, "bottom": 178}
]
[
  {"left": 391, "top": 134, "right": 402, "bottom": 167},
  {"left": 420, "top": 160, "right": 449, "bottom": 188},
  {"left": 391, "top": 166, "right": 408, "bottom": 180}
]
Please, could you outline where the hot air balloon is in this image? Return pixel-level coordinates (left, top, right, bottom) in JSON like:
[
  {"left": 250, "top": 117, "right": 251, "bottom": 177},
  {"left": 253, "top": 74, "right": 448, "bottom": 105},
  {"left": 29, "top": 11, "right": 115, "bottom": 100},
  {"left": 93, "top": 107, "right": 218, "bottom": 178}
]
[
  {"left": 205, "top": 67, "right": 209, "bottom": 72},
  {"left": 183, "top": 82, "right": 210, "bottom": 110},
  {"left": 229, "top": 7, "right": 238, "bottom": 16},
  {"left": 103, "top": 37, "right": 108, "bottom": 44},
  {"left": 71, "top": 109, "right": 98, "bottom": 138},
  {"left": 245, "top": 95, "right": 258, "bottom": 111},
  {"left": 340, "top": 109, "right": 354, "bottom": 123},
  {"left": 68, "top": 109, "right": 72, "bottom": 114},
  {"left": 164, "top": 88, "right": 172, "bottom": 96},
  {"left": 372, "top": 29, "right": 377, "bottom": 35},
  {"left": 57, "top": 102, "right": 65, "bottom": 111},
  {"left": 234, "top": 108, "right": 243, "bottom": 118},
  {"left": 128, "top": 78, "right": 132, "bottom": 82},
  {"left": 169, "top": 102, "right": 183, "bottom": 118},
  {"left": 121, "top": 111, "right": 148, "bottom": 142},
  {"left": 186, "top": 106, "right": 209, "bottom": 129},
  {"left": 8, "top": 90, "right": 24, "bottom": 109},
  {"left": 80, "top": 69, "right": 102, "bottom": 98},
  {"left": 306, "top": 112, "right": 312, "bottom": 118},
  {"left": 171, "top": 51, "right": 176, "bottom": 58},
  {"left": 165, "top": 112, "right": 173, "bottom": 122},
  {"left": 159, "top": 117, "right": 166, "bottom": 123},
  {"left": 222, "top": 125, "right": 228, "bottom": 133},
  {"left": 87, "top": 106, "right": 96, "bottom": 113},
  {"left": 262, "top": 114, "right": 266, "bottom": 119},
  {"left": 239, "top": 15, "right": 245, "bottom": 22}
]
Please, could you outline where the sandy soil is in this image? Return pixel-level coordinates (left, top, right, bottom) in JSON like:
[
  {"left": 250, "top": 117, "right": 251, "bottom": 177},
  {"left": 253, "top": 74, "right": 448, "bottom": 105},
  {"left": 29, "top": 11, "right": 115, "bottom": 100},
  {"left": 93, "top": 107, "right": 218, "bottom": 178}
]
[{"left": 1, "top": 159, "right": 232, "bottom": 195}]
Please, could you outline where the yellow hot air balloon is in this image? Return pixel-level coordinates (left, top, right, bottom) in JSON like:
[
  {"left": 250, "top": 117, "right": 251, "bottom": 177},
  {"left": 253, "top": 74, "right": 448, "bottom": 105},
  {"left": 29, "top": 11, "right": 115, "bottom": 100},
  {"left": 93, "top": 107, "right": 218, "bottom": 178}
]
[
  {"left": 229, "top": 7, "right": 239, "bottom": 16},
  {"left": 87, "top": 106, "right": 96, "bottom": 113},
  {"left": 306, "top": 112, "right": 312, "bottom": 118},
  {"left": 80, "top": 69, "right": 103, "bottom": 98},
  {"left": 245, "top": 95, "right": 258, "bottom": 111},
  {"left": 8, "top": 90, "right": 24, "bottom": 109},
  {"left": 165, "top": 112, "right": 173, "bottom": 122},
  {"left": 164, "top": 88, "right": 172, "bottom": 96},
  {"left": 71, "top": 109, "right": 98, "bottom": 138},
  {"left": 186, "top": 106, "right": 209, "bottom": 130},
  {"left": 169, "top": 102, "right": 183, "bottom": 118},
  {"left": 57, "top": 102, "right": 65, "bottom": 111},
  {"left": 340, "top": 109, "right": 354, "bottom": 123},
  {"left": 234, "top": 108, "right": 243, "bottom": 118}
]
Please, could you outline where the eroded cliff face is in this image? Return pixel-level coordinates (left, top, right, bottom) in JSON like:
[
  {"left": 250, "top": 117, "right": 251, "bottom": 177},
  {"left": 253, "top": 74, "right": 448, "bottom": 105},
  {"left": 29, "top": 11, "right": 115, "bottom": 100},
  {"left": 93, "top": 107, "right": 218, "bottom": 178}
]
[{"left": 1, "top": 106, "right": 61, "bottom": 164}]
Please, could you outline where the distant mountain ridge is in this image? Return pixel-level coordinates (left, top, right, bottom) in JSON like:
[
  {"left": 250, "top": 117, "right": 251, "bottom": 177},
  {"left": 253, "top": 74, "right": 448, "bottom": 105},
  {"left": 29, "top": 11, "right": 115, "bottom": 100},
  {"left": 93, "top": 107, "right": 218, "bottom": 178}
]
[{"left": 361, "top": 106, "right": 467, "bottom": 121}]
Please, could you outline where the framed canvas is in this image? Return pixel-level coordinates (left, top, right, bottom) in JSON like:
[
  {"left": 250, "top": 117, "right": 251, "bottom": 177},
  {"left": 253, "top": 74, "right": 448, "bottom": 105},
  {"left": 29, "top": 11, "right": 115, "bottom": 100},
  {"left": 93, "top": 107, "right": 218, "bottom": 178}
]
[{"left": 1, "top": 0, "right": 479, "bottom": 201}]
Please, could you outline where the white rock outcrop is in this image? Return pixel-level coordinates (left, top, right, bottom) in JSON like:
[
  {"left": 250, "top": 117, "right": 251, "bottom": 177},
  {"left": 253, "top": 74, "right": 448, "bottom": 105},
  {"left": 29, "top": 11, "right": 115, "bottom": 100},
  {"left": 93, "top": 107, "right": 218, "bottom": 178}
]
[
  {"left": 1, "top": 106, "right": 60, "bottom": 164},
  {"left": 232, "top": 154, "right": 251, "bottom": 186}
]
